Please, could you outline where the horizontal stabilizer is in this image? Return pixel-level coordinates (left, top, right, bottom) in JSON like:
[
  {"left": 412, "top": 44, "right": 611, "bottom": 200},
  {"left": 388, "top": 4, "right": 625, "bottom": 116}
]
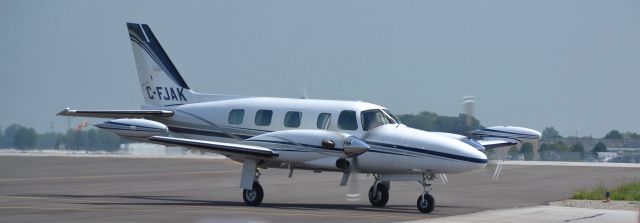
[
  {"left": 57, "top": 108, "right": 173, "bottom": 119},
  {"left": 149, "top": 136, "right": 278, "bottom": 158}
]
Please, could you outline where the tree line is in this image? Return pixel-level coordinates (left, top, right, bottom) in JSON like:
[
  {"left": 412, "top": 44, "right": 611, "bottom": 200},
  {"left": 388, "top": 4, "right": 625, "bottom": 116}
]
[
  {"left": 542, "top": 126, "right": 640, "bottom": 140},
  {"left": 397, "top": 111, "right": 482, "bottom": 135},
  {"left": 0, "top": 124, "right": 122, "bottom": 151}
]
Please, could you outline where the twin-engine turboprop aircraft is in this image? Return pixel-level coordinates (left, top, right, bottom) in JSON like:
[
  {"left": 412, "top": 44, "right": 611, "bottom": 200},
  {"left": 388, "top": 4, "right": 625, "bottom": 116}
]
[{"left": 58, "top": 23, "right": 541, "bottom": 213}]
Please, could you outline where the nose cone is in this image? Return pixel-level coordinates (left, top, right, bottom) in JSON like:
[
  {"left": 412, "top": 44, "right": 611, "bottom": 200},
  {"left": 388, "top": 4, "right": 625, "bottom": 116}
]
[
  {"left": 467, "top": 147, "right": 488, "bottom": 163},
  {"left": 449, "top": 141, "right": 488, "bottom": 171},
  {"left": 362, "top": 125, "right": 488, "bottom": 173},
  {"left": 407, "top": 128, "right": 488, "bottom": 172}
]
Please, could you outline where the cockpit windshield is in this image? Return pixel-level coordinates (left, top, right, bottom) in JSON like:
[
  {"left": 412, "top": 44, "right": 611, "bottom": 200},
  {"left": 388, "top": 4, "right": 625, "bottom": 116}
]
[
  {"left": 361, "top": 109, "right": 397, "bottom": 131},
  {"left": 382, "top": 109, "right": 401, "bottom": 124}
]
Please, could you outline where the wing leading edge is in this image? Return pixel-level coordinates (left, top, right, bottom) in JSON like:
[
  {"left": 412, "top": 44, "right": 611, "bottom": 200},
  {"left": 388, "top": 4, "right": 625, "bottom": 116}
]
[
  {"left": 57, "top": 108, "right": 174, "bottom": 119},
  {"left": 149, "top": 136, "right": 278, "bottom": 159},
  {"left": 476, "top": 139, "right": 518, "bottom": 150}
]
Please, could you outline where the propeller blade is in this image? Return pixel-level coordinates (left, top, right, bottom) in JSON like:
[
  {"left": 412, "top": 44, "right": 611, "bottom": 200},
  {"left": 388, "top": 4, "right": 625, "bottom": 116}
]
[
  {"left": 345, "top": 172, "right": 361, "bottom": 201},
  {"left": 486, "top": 159, "right": 504, "bottom": 180},
  {"left": 340, "top": 171, "right": 350, "bottom": 186},
  {"left": 345, "top": 156, "right": 361, "bottom": 201},
  {"left": 492, "top": 160, "right": 504, "bottom": 179},
  {"left": 439, "top": 173, "right": 449, "bottom": 184}
]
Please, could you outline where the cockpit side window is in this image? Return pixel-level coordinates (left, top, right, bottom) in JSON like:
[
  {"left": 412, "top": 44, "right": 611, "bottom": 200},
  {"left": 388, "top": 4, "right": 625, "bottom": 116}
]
[
  {"left": 361, "top": 109, "right": 396, "bottom": 131},
  {"left": 228, "top": 109, "right": 245, "bottom": 125},
  {"left": 338, "top": 110, "right": 358, "bottom": 130}
]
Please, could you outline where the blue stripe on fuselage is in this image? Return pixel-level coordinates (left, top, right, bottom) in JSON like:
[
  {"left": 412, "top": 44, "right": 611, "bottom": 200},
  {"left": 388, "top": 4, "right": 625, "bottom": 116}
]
[{"left": 164, "top": 125, "right": 485, "bottom": 163}]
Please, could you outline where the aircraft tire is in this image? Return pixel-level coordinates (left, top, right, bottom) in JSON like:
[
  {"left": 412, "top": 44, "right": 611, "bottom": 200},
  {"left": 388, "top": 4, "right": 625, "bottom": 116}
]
[
  {"left": 368, "top": 183, "right": 389, "bottom": 207},
  {"left": 416, "top": 193, "right": 435, "bottom": 213},
  {"left": 243, "top": 182, "right": 264, "bottom": 206}
]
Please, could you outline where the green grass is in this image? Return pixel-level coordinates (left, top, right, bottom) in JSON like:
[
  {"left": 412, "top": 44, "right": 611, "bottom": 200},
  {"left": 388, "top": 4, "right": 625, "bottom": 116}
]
[{"left": 572, "top": 180, "right": 640, "bottom": 201}]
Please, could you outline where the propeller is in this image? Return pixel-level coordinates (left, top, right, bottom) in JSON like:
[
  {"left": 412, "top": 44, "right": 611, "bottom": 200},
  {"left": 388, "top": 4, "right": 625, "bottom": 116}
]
[
  {"left": 462, "top": 95, "right": 504, "bottom": 180},
  {"left": 337, "top": 135, "right": 369, "bottom": 201}
]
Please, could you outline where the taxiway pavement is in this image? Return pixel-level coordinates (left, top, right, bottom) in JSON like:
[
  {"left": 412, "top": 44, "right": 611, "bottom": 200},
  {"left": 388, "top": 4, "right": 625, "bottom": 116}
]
[{"left": 0, "top": 155, "right": 638, "bottom": 223}]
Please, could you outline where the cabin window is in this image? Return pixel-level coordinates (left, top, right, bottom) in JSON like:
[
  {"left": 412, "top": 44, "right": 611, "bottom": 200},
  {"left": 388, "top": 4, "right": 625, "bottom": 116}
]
[
  {"left": 338, "top": 110, "right": 358, "bottom": 130},
  {"left": 317, "top": 113, "right": 331, "bottom": 129},
  {"left": 361, "top": 109, "right": 396, "bottom": 131},
  {"left": 255, "top": 110, "right": 273, "bottom": 126},
  {"left": 228, "top": 109, "right": 245, "bottom": 124},
  {"left": 284, "top": 111, "right": 302, "bottom": 128}
]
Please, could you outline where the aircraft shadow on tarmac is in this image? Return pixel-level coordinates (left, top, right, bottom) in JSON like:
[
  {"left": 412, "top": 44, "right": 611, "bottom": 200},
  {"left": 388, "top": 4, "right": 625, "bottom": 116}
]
[{"left": 13, "top": 193, "right": 468, "bottom": 216}]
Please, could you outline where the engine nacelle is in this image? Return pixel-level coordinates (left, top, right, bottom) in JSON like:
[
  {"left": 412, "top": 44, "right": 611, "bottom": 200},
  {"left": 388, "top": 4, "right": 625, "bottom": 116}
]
[
  {"left": 470, "top": 126, "right": 541, "bottom": 143},
  {"left": 246, "top": 130, "right": 369, "bottom": 158},
  {"left": 95, "top": 119, "right": 168, "bottom": 138}
]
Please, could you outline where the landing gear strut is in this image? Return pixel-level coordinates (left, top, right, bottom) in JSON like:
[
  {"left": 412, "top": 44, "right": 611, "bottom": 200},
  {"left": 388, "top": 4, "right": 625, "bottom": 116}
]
[
  {"left": 242, "top": 169, "right": 263, "bottom": 206},
  {"left": 416, "top": 173, "right": 435, "bottom": 213},
  {"left": 368, "top": 175, "right": 390, "bottom": 207}
]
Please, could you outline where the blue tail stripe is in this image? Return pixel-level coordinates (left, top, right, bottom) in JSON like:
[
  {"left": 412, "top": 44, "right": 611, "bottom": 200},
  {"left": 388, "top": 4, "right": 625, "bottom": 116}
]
[{"left": 127, "top": 23, "right": 190, "bottom": 89}]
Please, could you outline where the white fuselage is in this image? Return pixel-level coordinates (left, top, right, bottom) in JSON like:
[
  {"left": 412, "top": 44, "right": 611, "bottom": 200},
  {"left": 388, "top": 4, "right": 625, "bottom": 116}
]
[{"left": 146, "top": 96, "right": 488, "bottom": 174}]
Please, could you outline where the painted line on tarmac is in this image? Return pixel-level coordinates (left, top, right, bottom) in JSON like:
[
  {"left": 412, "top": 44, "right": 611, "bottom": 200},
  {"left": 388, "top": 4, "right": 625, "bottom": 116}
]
[{"left": 0, "top": 169, "right": 240, "bottom": 182}]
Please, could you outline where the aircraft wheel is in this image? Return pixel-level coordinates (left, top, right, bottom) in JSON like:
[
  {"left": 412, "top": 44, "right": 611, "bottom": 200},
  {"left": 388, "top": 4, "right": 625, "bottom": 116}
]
[
  {"left": 416, "top": 193, "right": 435, "bottom": 213},
  {"left": 243, "top": 182, "right": 264, "bottom": 206},
  {"left": 368, "top": 183, "right": 389, "bottom": 207}
]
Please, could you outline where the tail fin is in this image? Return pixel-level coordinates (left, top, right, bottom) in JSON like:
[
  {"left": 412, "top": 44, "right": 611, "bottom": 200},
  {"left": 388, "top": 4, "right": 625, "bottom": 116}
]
[{"left": 127, "top": 23, "right": 198, "bottom": 106}]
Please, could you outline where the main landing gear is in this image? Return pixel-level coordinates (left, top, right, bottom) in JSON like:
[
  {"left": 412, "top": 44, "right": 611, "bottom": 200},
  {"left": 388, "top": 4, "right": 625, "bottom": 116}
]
[
  {"left": 243, "top": 181, "right": 264, "bottom": 206},
  {"left": 242, "top": 169, "right": 264, "bottom": 206}
]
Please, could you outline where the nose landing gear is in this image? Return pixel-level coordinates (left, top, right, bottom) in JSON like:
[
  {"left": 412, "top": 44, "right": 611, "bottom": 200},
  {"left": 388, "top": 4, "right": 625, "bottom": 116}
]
[{"left": 417, "top": 174, "right": 435, "bottom": 213}]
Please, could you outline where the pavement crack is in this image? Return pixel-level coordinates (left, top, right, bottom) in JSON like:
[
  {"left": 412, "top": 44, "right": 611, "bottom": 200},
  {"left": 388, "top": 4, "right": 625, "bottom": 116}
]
[{"left": 563, "top": 213, "right": 604, "bottom": 222}]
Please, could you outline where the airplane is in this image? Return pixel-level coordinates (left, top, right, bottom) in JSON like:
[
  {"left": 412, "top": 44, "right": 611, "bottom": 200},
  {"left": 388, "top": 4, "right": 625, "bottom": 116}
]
[{"left": 57, "top": 23, "right": 542, "bottom": 213}]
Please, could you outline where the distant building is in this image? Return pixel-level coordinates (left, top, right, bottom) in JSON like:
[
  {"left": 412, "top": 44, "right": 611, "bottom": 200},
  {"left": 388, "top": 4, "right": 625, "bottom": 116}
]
[{"left": 597, "top": 152, "right": 618, "bottom": 161}]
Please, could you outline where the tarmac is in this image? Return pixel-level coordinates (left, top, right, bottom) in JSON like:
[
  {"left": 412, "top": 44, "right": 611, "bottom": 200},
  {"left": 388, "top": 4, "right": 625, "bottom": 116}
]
[
  {"left": 0, "top": 155, "right": 639, "bottom": 223},
  {"left": 404, "top": 205, "right": 639, "bottom": 223}
]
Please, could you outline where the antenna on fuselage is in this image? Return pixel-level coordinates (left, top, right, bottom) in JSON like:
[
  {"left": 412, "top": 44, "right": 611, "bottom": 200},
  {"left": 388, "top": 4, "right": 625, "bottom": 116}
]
[{"left": 301, "top": 82, "right": 309, "bottom": 99}]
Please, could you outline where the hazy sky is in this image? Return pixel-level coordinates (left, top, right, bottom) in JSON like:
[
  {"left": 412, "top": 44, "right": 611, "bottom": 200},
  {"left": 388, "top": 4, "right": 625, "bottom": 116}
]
[{"left": 1, "top": 0, "right": 638, "bottom": 137}]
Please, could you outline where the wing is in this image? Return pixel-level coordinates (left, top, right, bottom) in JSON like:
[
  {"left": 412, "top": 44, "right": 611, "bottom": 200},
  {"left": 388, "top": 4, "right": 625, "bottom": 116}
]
[
  {"left": 57, "top": 108, "right": 173, "bottom": 119},
  {"left": 470, "top": 126, "right": 541, "bottom": 143},
  {"left": 149, "top": 136, "right": 278, "bottom": 159},
  {"left": 476, "top": 139, "right": 518, "bottom": 150}
]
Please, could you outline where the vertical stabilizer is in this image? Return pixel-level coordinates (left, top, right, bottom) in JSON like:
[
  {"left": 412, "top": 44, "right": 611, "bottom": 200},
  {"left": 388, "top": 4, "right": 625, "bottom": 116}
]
[{"left": 128, "top": 23, "right": 198, "bottom": 106}]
